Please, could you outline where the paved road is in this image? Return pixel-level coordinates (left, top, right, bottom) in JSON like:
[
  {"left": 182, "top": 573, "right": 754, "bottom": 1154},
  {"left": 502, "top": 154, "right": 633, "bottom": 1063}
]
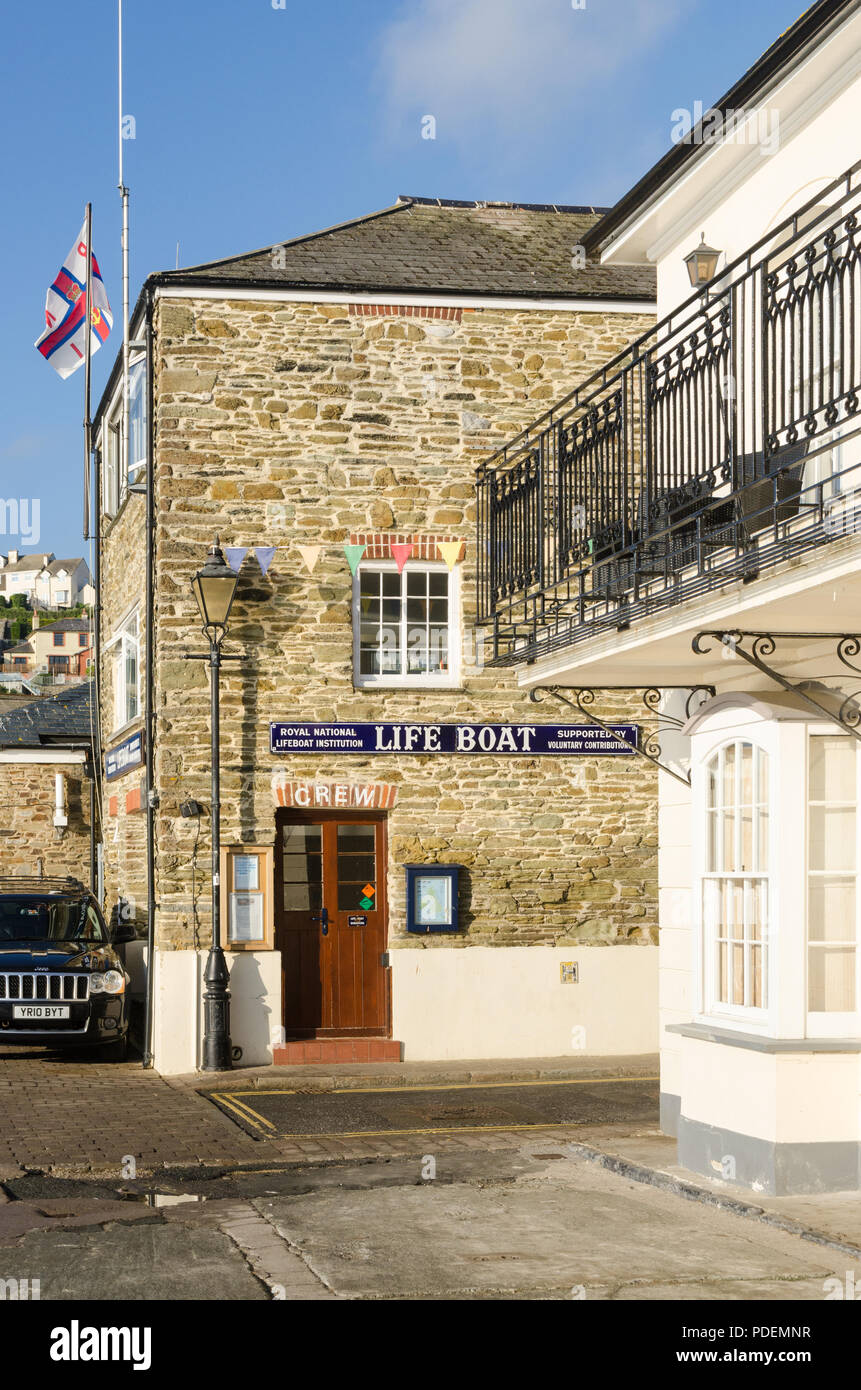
[
  {"left": 1, "top": 1147, "right": 859, "bottom": 1301},
  {"left": 206, "top": 1077, "right": 659, "bottom": 1139}
]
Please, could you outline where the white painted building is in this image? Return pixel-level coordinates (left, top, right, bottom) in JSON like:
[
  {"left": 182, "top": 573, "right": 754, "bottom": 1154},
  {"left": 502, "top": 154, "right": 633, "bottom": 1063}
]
[
  {"left": 479, "top": 0, "right": 861, "bottom": 1192},
  {"left": 0, "top": 552, "right": 93, "bottom": 609}
]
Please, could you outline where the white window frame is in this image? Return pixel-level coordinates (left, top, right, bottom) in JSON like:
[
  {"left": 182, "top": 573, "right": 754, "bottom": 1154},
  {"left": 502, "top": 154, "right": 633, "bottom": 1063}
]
[
  {"left": 698, "top": 737, "right": 772, "bottom": 1028},
  {"left": 105, "top": 606, "right": 141, "bottom": 734},
  {"left": 128, "top": 354, "right": 147, "bottom": 483},
  {"left": 352, "top": 560, "right": 461, "bottom": 690},
  {"left": 102, "top": 417, "right": 120, "bottom": 518},
  {"left": 805, "top": 727, "right": 861, "bottom": 1039}
]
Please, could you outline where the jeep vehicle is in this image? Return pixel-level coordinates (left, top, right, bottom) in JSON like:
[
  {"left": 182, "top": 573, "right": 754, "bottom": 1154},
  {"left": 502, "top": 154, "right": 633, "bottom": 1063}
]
[{"left": 0, "top": 877, "right": 135, "bottom": 1060}]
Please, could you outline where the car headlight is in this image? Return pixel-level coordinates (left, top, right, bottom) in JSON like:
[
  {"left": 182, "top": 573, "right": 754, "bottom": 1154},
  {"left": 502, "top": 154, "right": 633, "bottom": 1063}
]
[{"left": 90, "top": 970, "right": 125, "bottom": 995}]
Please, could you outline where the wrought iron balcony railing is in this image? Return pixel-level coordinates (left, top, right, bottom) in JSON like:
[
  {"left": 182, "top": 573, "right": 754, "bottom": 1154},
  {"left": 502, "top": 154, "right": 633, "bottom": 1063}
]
[{"left": 477, "top": 161, "right": 861, "bottom": 666}]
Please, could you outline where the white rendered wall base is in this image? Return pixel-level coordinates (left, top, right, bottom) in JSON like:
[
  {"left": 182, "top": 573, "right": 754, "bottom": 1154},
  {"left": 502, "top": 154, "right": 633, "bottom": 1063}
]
[
  {"left": 152, "top": 950, "right": 281, "bottom": 1076},
  {"left": 390, "top": 945, "right": 658, "bottom": 1060}
]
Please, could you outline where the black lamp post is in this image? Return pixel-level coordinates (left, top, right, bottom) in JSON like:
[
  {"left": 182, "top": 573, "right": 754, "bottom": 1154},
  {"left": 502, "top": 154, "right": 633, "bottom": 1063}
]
[
  {"left": 684, "top": 233, "right": 722, "bottom": 289},
  {"left": 191, "top": 538, "right": 240, "bottom": 1072}
]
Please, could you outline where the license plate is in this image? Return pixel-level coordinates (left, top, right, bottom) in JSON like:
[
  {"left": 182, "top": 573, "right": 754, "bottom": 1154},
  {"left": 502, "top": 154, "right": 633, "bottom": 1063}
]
[{"left": 12, "top": 1005, "right": 70, "bottom": 1020}]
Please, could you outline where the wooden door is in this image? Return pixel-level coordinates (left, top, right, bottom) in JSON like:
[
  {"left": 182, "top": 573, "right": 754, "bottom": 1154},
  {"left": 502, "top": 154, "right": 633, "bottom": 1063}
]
[{"left": 275, "top": 812, "right": 389, "bottom": 1038}]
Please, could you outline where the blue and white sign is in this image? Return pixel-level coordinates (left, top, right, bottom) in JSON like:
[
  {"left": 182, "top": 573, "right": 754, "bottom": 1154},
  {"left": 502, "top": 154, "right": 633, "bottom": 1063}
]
[
  {"left": 105, "top": 730, "right": 144, "bottom": 781},
  {"left": 270, "top": 723, "right": 638, "bottom": 756}
]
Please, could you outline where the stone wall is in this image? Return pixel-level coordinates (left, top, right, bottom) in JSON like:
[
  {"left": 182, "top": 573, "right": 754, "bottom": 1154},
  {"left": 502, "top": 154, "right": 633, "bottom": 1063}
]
[
  {"left": 147, "top": 294, "right": 659, "bottom": 954},
  {"left": 0, "top": 761, "right": 91, "bottom": 877}
]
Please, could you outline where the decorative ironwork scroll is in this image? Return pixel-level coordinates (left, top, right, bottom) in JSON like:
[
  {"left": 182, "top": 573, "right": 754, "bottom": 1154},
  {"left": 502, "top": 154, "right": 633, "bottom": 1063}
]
[
  {"left": 692, "top": 631, "right": 861, "bottom": 742},
  {"left": 529, "top": 685, "right": 715, "bottom": 786}
]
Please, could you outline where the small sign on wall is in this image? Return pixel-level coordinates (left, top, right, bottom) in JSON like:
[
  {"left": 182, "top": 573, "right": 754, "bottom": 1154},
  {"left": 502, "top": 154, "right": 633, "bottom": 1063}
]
[{"left": 560, "top": 962, "right": 579, "bottom": 984}]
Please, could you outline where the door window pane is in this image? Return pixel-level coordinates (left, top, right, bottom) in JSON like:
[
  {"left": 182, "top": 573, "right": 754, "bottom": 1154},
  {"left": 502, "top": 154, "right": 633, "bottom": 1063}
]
[
  {"left": 282, "top": 824, "right": 322, "bottom": 913},
  {"left": 337, "top": 824, "right": 377, "bottom": 911}
]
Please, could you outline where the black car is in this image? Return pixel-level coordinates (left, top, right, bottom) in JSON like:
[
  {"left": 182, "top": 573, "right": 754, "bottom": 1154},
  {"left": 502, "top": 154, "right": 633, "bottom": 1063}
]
[{"left": 0, "top": 877, "right": 135, "bottom": 1060}]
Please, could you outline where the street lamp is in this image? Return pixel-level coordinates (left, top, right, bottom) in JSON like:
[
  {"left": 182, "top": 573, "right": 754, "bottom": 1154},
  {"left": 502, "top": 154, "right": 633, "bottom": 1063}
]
[
  {"left": 191, "top": 538, "right": 240, "bottom": 1072},
  {"left": 684, "top": 233, "right": 722, "bottom": 289}
]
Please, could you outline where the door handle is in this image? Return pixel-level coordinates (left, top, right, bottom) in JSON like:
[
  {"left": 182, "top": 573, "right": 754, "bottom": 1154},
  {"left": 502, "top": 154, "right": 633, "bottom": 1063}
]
[{"left": 312, "top": 907, "right": 329, "bottom": 936}]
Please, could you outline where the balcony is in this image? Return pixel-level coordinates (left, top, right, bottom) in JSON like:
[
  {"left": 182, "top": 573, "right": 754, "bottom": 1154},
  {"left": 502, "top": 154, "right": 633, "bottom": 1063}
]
[{"left": 477, "top": 162, "right": 861, "bottom": 667}]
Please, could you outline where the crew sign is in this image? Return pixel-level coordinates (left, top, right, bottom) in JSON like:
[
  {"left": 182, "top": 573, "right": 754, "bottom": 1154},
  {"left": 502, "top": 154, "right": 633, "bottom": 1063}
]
[{"left": 270, "top": 723, "right": 638, "bottom": 756}]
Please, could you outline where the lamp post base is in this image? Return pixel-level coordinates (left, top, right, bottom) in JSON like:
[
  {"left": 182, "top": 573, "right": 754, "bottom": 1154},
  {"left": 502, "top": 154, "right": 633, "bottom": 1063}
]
[{"left": 201, "top": 945, "right": 233, "bottom": 1072}]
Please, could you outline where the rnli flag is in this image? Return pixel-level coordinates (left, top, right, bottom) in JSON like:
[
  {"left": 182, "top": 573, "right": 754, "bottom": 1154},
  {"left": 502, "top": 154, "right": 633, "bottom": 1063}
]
[{"left": 34, "top": 223, "right": 113, "bottom": 379}]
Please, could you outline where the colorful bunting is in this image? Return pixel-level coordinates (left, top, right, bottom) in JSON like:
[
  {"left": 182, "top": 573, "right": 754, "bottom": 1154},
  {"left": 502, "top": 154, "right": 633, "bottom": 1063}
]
[
  {"left": 225, "top": 548, "right": 248, "bottom": 574},
  {"left": 297, "top": 545, "right": 322, "bottom": 574},
  {"left": 344, "top": 543, "right": 367, "bottom": 576},
  {"left": 392, "top": 542, "right": 414, "bottom": 574},
  {"left": 438, "top": 541, "right": 463, "bottom": 572},
  {"left": 255, "top": 547, "right": 276, "bottom": 577}
]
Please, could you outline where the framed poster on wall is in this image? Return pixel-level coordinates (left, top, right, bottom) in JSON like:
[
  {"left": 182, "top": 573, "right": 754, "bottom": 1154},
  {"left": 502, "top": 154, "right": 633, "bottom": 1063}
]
[{"left": 220, "top": 845, "right": 274, "bottom": 951}]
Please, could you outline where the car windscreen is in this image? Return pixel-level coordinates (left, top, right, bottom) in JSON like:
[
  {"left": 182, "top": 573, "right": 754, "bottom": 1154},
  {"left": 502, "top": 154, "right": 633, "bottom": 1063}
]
[{"left": 0, "top": 898, "right": 105, "bottom": 944}]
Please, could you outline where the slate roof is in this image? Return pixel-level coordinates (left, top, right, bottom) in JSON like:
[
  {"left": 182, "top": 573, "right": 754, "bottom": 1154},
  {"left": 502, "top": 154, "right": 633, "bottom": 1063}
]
[
  {"left": 47, "top": 558, "right": 86, "bottom": 576},
  {"left": 0, "top": 682, "right": 93, "bottom": 749},
  {"left": 155, "top": 197, "right": 656, "bottom": 302},
  {"left": 0, "top": 554, "right": 53, "bottom": 573},
  {"left": 35, "top": 619, "right": 91, "bottom": 635}
]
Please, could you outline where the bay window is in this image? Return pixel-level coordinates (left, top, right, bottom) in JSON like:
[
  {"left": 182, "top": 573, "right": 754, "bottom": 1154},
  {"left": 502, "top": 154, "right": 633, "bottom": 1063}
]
[{"left": 694, "top": 703, "right": 861, "bottom": 1039}]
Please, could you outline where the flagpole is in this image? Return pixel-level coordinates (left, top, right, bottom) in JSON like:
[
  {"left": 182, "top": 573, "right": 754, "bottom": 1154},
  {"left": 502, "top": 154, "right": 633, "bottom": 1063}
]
[
  {"left": 118, "top": 0, "right": 130, "bottom": 500},
  {"left": 83, "top": 203, "right": 93, "bottom": 542}
]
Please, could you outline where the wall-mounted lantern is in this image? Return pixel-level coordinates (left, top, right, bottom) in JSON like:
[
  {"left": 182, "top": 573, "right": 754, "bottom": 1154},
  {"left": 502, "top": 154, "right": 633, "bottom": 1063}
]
[
  {"left": 684, "top": 233, "right": 722, "bottom": 288},
  {"left": 405, "top": 865, "right": 462, "bottom": 935}
]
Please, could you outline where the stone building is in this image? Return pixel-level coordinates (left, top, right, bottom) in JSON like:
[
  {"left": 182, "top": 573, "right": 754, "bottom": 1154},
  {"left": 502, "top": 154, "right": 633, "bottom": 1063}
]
[
  {"left": 93, "top": 196, "right": 657, "bottom": 1073},
  {"left": 0, "top": 683, "right": 95, "bottom": 878}
]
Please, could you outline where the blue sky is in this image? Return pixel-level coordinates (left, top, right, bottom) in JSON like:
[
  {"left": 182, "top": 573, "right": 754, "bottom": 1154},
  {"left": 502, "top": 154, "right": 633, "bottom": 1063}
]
[{"left": 0, "top": 0, "right": 807, "bottom": 564}]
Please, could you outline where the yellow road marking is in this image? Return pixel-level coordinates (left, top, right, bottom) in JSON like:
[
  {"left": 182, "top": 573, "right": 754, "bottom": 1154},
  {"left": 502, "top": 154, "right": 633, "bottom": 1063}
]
[
  {"left": 209, "top": 1075, "right": 659, "bottom": 1139},
  {"left": 212, "top": 1093, "right": 278, "bottom": 1134}
]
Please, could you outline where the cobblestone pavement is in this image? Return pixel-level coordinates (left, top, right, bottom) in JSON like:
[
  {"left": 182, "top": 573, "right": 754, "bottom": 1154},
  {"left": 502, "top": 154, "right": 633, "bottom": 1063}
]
[{"left": 0, "top": 1048, "right": 659, "bottom": 1175}]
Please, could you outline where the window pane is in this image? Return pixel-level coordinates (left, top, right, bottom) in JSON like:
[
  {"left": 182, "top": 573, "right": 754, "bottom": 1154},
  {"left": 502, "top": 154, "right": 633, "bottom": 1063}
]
[
  {"left": 750, "top": 945, "right": 764, "bottom": 1009},
  {"left": 283, "top": 825, "right": 321, "bottom": 853},
  {"left": 707, "top": 759, "right": 718, "bottom": 809},
  {"left": 741, "top": 743, "right": 753, "bottom": 805},
  {"left": 808, "top": 877, "right": 855, "bottom": 942},
  {"left": 809, "top": 806, "right": 856, "bottom": 871},
  {"left": 337, "top": 826, "right": 375, "bottom": 853},
  {"left": 706, "top": 810, "right": 718, "bottom": 872},
  {"left": 406, "top": 572, "right": 426, "bottom": 596},
  {"left": 723, "top": 809, "right": 736, "bottom": 872},
  {"left": 722, "top": 744, "right": 736, "bottom": 806},
  {"left": 809, "top": 947, "right": 856, "bottom": 1012},
  {"left": 283, "top": 882, "right": 322, "bottom": 912},
  {"left": 810, "top": 735, "right": 855, "bottom": 802},
  {"left": 282, "top": 853, "right": 321, "bottom": 884},
  {"left": 429, "top": 572, "right": 448, "bottom": 596},
  {"left": 382, "top": 573, "right": 400, "bottom": 597}
]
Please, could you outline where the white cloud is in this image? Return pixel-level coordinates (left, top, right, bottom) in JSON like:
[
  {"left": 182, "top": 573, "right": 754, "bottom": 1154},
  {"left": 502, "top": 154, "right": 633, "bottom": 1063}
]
[{"left": 377, "top": 0, "right": 684, "bottom": 152}]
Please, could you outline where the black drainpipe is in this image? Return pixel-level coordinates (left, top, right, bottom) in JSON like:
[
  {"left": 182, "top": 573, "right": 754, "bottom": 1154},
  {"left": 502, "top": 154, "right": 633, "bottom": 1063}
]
[{"left": 142, "top": 285, "right": 157, "bottom": 1068}]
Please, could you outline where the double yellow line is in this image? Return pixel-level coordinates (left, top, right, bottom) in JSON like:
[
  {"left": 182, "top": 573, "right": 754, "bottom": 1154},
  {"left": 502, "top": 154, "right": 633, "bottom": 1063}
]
[{"left": 209, "top": 1075, "right": 659, "bottom": 1141}]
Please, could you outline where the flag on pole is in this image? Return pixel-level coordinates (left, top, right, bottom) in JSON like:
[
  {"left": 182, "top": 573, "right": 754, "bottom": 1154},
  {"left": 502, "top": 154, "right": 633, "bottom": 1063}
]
[{"left": 35, "top": 223, "right": 113, "bottom": 379}]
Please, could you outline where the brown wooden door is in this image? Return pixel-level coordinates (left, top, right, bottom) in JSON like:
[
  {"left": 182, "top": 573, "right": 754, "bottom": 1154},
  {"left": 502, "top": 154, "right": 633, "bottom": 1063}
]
[{"left": 275, "top": 812, "right": 389, "bottom": 1037}]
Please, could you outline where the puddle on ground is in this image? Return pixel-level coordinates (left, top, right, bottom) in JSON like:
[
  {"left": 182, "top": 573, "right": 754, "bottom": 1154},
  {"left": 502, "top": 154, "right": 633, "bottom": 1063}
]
[{"left": 119, "top": 1191, "right": 207, "bottom": 1207}]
